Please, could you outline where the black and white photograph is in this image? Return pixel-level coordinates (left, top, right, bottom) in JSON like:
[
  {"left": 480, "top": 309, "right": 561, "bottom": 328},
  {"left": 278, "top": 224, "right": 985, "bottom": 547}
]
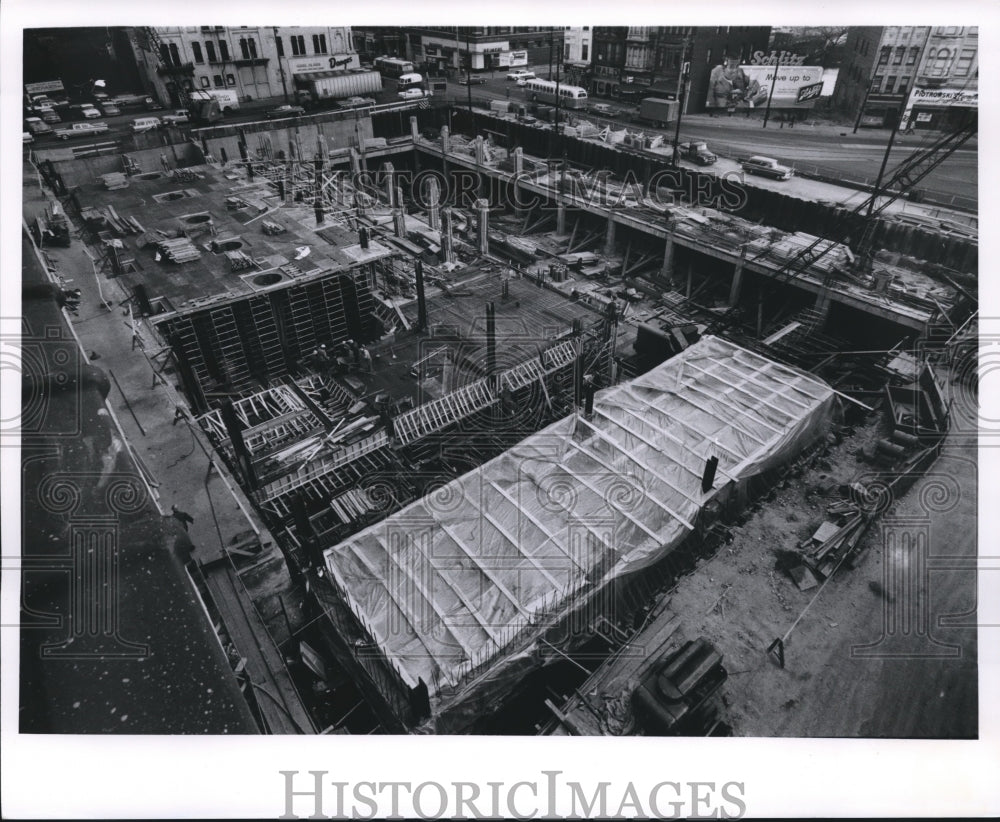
[{"left": 2, "top": 2, "right": 997, "bottom": 818}]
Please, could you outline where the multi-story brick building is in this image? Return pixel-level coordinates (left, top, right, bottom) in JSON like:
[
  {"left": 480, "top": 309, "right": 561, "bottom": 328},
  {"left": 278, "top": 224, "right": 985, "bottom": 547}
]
[
  {"left": 589, "top": 26, "right": 771, "bottom": 112},
  {"left": 402, "top": 27, "right": 564, "bottom": 75},
  {"left": 833, "top": 26, "right": 978, "bottom": 129},
  {"left": 131, "top": 27, "right": 358, "bottom": 107}
]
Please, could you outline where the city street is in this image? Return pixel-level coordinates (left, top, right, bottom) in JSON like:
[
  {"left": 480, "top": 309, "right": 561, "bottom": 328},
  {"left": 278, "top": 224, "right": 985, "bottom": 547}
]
[
  {"left": 435, "top": 70, "right": 977, "bottom": 208},
  {"left": 27, "top": 70, "right": 975, "bottom": 210}
]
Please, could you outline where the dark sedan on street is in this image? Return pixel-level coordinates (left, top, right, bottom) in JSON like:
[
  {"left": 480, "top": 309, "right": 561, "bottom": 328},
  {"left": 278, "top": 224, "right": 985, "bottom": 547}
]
[{"left": 266, "top": 104, "right": 306, "bottom": 120}]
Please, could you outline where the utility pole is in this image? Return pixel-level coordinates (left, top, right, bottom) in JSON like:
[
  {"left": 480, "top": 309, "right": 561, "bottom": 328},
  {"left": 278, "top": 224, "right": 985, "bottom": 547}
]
[
  {"left": 671, "top": 34, "right": 691, "bottom": 168},
  {"left": 852, "top": 74, "right": 877, "bottom": 134},
  {"left": 762, "top": 56, "right": 781, "bottom": 128},
  {"left": 274, "top": 27, "right": 290, "bottom": 103},
  {"left": 465, "top": 28, "right": 473, "bottom": 118}
]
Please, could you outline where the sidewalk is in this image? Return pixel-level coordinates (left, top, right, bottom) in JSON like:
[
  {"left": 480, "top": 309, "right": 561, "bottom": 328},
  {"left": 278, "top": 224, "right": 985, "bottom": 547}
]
[{"left": 21, "top": 160, "right": 315, "bottom": 731}]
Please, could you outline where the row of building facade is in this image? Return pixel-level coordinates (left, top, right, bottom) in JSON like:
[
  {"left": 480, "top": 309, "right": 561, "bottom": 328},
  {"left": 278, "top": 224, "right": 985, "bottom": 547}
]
[{"left": 23, "top": 25, "right": 978, "bottom": 127}]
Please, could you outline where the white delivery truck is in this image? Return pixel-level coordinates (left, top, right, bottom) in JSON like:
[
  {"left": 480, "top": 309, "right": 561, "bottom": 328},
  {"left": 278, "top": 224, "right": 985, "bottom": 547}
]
[{"left": 293, "top": 69, "right": 383, "bottom": 108}]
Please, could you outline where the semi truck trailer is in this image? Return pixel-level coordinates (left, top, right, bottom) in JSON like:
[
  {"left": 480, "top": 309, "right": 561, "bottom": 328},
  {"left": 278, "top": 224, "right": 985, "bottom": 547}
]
[{"left": 293, "top": 69, "right": 383, "bottom": 108}]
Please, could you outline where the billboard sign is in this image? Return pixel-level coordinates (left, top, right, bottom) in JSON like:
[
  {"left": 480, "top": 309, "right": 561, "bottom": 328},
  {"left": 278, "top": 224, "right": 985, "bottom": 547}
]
[
  {"left": 900, "top": 86, "right": 977, "bottom": 130},
  {"left": 499, "top": 50, "right": 528, "bottom": 68},
  {"left": 706, "top": 60, "right": 824, "bottom": 110},
  {"left": 25, "top": 79, "right": 65, "bottom": 96},
  {"left": 286, "top": 55, "right": 358, "bottom": 75},
  {"left": 907, "top": 87, "right": 978, "bottom": 108}
]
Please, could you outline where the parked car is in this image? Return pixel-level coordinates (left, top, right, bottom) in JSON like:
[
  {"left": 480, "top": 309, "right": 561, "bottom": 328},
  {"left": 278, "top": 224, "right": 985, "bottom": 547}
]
[
  {"left": 338, "top": 96, "right": 376, "bottom": 109},
  {"left": 506, "top": 70, "right": 536, "bottom": 82},
  {"left": 23, "top": 132, "right": 34, "bottom": 144},
  {"left": 266, "top": 104, "right": 305, "bottom": 119},
  {"left": 739, "top": 155, "right": 793, "bottom": 181},
  {"left": 397, "top": 88, "right": 426, "bottom": 100},
  {"left": 130, "top": 116, "right": 162, "bottom": 133},
  {"left": 80, "top": 105, "right": 102, "bottom": 119},
  {"left": 457, "top": 75, "right": 488, "bottom": 85},
  {"left": 37, "top": 107, "right": 61, "bottom": 124},
  {"left": 678, "top": 141, "right": 718, "bottom": 166},
  {"left": 54, "top": 121, "right": 110, "bottom": 140},
  {"left": 99, "top": 102, "right": 121, "bottom": 116},
  {"left": 588, "top": 102, "right": 615, "bottom": 116},
  {"left": 25, "top": 117, "right": 52, "bottom": 135},
  {"left": 162, "top": 109, "right": 192, "bottom": 125}
]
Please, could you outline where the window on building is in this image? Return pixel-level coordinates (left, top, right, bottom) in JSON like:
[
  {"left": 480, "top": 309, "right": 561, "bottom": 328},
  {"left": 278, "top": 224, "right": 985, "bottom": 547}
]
[
  {"left": 907, "top": 46, "right": 919, "bottom": 64},
  {"left": 565, "top": 43, "right": 571, "bottom": 60},
  {"left": 191, "top": 41, "right": 203, "bottom": 63},
  {"left": 205, "top": 41, "right": 216, "bottom": 62},
  {"left": 291, "top": 34, "right": 306, "bottom": 56},
  {"left": 955, "top": 48, "right": 975, "bottom": 76},
  {"left": 226, "top": 74, "right": 236, "bottom": 86},
  {"left": 706, "top": 46, "right": 713, "bottom": 64},
  {"left": 213, "top": 74, "right": 224, "bottom": 87},
  {"left": 200, "top": 76, "right": 210, "bottom": 88},
  {"left": 930, "top": 47, "right": 951, "bottom": 76},
  {"left": 275, "top": 35, "right": 284, "bottom": 57},
  {"left": 313, "top": 33, "right": 327, "bottom": 54},
  {"left": 885, "top": 75, "right": 897, "bottom": 93},
  {"left": 582, "top": 43, "right": 589, "bottom": 61},
  {"left": 893, "top": 46, "right": 904, "bottom": 64},
  {"left": 218, "top": 39, "right": 229, "bottom": 61},
  {"left": 897, "top": 78, "right": 909, "bottom": 95},
  {"left": 159, "top": 44, "right": 171, "bottom": 65},
  {"left": 169, "top": 42, "right": 181, "bottom": 65},
  {"left": 239, "top": 38, "right": 250, "bottom": 59}
]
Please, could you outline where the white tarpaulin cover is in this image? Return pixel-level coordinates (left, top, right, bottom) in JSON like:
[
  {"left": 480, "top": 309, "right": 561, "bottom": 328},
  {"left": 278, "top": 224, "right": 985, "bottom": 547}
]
[{"left": 322, "top": 336, "right": 836, "bottom": 716}]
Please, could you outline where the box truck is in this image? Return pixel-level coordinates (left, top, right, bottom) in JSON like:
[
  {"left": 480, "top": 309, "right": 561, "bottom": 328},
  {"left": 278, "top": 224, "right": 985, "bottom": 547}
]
[
  {"left": 637, "top": 97, "right": 678, "bottom": 128},
  {"left": 293, "top": 70, "right": 383, "bottom": 108}
]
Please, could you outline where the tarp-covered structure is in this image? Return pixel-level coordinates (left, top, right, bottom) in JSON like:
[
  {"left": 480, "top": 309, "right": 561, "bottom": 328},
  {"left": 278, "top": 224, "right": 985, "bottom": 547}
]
[{"left": 322, "top": 336, "right": 837, "bottom": 729}]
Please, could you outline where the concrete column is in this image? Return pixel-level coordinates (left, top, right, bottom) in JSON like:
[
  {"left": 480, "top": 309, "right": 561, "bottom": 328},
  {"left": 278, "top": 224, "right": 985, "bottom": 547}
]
[
  {"left": 410, "top": 115, "right": 419, "bottom": 142},
  {"left": 474, "top": 136, "right": 485, "bottom": 166},
  {"left": 685, "top": 261, "right": 693, "bottom": 299},
  {"left": 427, "top": 176, "right": 441, "bottom": 231},
  {"left": 512, "top": 147, "right": 524, "bottom": 175},
  {"left": 393, "top": 209, "right": 406, "bottom": 238},
  {"left": 441, "top": 125, "right": 451, "bottom": 154},
  {"left": 349, "top": 148, "right": 361, "bottom": 175},
  {"left": 384, "top": 162, "right": 395, "bottom": 207},
  {"left": 477, "top": 198, "right": 489, "bottom": 255},
  {"left": 604, "top": 212, "right": 616, "bottom": 256},
  {"left": 556, "top": 202, "right": 567, "bottom": 236},
  {"left": 661, "top": 233, "right": 675, "bottom": 281},
  {"left": 728, "top": 247, "right": 746, "bottom": 306},
  {"left": 441, "top": 207, "right": 454, "bottom": 264},
  {"left": 396, "top": 186, "right": 405, "bottom": 213},
  {"left": 814, "top": 288, "right": 832, "bottom": 316}
]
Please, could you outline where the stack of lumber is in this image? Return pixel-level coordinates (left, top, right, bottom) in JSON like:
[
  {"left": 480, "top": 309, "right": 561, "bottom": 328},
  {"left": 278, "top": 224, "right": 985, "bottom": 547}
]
[
  {"left": 101, "top": 205, "right": 144, "bottom": 236},
  {"left": 261, "top": 220, "right": 285, "bottom": 235},
  {"left": 328, "top": 487, "right": 379, "bottom": 525},
  {"left": 100, "top": 172, "right": 129, "bottom": 190},
  {"left": 174, "top": 168, "right": 201, "bottom": 182},
  {"left": 792, "top": 506, "right": 869, "bottom": 584},
  {"left": 225, "top": 249, "right": 255, "bottom": 271},
  {"left": 156, "top": 236, "right": 201, "bottom": 263}
]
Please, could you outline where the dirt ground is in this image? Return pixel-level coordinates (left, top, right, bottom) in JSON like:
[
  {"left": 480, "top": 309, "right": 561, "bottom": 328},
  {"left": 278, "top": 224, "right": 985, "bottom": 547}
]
[{"left": 665, "top": 380, "right": 978, "bottom": 737}]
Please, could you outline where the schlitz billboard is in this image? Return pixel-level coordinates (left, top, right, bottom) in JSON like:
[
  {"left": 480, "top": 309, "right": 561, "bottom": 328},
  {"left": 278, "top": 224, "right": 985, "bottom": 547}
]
[{"left": 706, "top": 58, "right": 824, "bottom": 110}]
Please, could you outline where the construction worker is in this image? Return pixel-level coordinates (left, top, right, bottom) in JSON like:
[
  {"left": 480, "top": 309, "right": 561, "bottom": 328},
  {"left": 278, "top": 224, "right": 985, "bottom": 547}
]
[
  {"left": 171, "top": 504, "right": 194, "bottom": 532},
  {"left": 361, "top": 346, "right": 373, "bottom": 373}
]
